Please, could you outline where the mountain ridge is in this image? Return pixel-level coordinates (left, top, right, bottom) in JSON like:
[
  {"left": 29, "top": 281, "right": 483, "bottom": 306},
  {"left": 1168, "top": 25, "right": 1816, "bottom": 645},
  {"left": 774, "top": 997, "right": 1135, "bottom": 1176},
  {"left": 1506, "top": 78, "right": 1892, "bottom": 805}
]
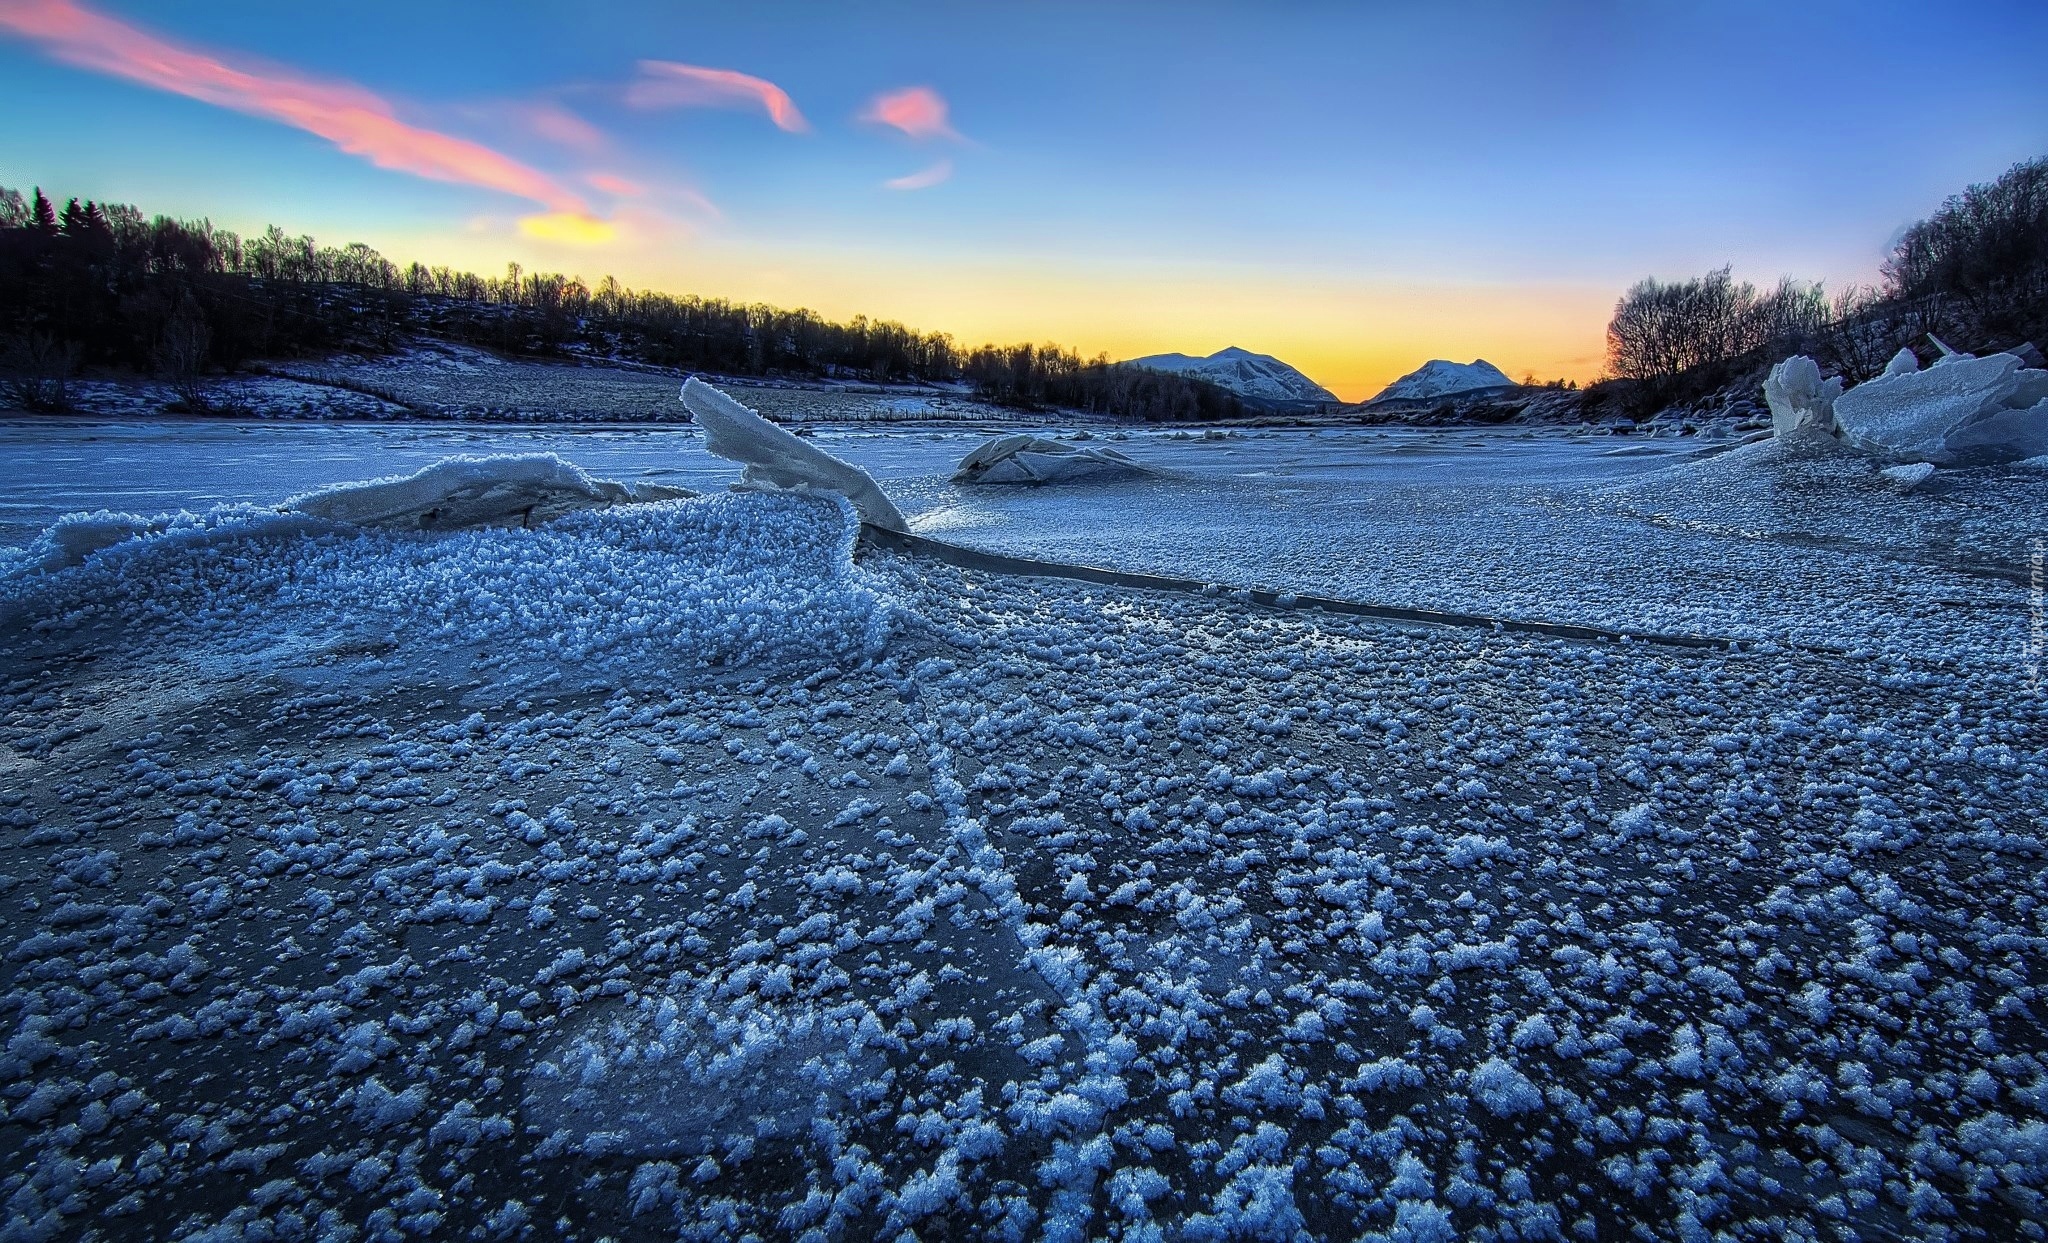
[
  {"left": 1126, "top": 346, "right": 1337, "bottom": 405},
  {"left": 1369, "top": 358, "right": 1515, "bottom": 403}
]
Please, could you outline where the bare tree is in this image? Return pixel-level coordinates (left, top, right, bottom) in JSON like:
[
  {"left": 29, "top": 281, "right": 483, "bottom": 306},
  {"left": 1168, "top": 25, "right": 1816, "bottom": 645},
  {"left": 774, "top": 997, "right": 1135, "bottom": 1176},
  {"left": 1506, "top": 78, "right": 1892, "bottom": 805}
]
[
  {"left": 156, "top": 300, "right": 213, "bottom": 412},
  {"left": 1, "top": 332, "right": 81, "bottom": 412},
  {"left": 1606, "top": 266, "right": 1825, "bottom": 382}
]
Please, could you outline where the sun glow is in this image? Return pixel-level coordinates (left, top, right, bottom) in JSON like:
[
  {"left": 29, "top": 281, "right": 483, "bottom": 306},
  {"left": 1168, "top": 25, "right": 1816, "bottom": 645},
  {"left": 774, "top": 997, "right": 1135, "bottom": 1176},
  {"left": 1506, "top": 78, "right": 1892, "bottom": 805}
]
[{"left": 517, "top": 211, "right": 619, "bottom": 246}]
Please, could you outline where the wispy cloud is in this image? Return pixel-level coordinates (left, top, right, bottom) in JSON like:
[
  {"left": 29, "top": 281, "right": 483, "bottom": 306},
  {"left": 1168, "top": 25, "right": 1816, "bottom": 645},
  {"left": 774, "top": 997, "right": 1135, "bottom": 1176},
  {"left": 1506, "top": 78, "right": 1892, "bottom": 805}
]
[
  {"left": 859, "top": 86, "right": 959, "bottom": 141},
  {"left": 626, "top": 61, "right": 807, "bottom": 133},
  {"left": 885, "top": 159, "right": 953, "bottom": 191},
  {"left": 585, "top": 171, "right": 645, "bottom": 197},
  {"left": 510, "top": 101, "right": 609, "bottom": 152},
  {"left": 0, "top": 0, "right": 608, "bottom": 239}
]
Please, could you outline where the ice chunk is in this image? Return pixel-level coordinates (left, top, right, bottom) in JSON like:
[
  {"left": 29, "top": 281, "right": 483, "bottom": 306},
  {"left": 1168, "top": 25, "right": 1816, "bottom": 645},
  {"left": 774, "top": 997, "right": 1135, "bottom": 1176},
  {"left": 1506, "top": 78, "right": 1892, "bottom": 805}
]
[
  {"left": 285, "top": 453, "right": 689, "bottom": 530},
  {"left": 2010, "top": 369, "right": 2048, "bottom": 409},
  {"left": 680, "top": 377, "right": 908, "bottom": 531},
  {"left": 951, "top": 434, "right": 1158, "bottom": 485},
  {"left": 1882, "top": 348, "right": 1920, "bottom": 377},
  {"left": 1940, "top": 398, "right": 2048, "bottom": 466},
  {"left": 1761, "top": 356, "right": 1840, "bottom": 441},
  {"left": 1879, "top": 462, "right": 1936, "bottom": 492},
  {"left": 1832, "top": 353, "right": 2023, "bottom": 460}
]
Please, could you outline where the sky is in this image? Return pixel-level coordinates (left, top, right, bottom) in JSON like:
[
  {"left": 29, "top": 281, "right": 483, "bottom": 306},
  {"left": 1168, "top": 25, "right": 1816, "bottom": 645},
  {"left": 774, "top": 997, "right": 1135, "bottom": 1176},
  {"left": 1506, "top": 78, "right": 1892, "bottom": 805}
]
[{"left": 2, "top": 1, "right": 2045, "bottom": 401}]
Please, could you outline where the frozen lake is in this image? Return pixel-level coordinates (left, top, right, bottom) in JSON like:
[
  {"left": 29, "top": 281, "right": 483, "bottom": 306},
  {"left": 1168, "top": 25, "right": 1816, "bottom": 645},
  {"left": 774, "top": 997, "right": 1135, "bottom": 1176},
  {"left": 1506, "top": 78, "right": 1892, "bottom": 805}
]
[
  {"left": 0, "top": 416, "right": 1690, "bottom": 549},
  {"left": 3, "top": 413, "right": 2045, "bottom": 1241},
  {"left": 3, "top": 415, "right": 2033, "bottom": 657}
]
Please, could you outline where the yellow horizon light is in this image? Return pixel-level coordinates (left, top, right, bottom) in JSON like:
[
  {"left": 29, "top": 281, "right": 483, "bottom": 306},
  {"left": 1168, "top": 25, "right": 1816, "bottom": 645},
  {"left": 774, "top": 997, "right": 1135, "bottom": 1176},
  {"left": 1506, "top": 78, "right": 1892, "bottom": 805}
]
[{"left": 517, "top": 212, "right": 619, "bottom": 246}]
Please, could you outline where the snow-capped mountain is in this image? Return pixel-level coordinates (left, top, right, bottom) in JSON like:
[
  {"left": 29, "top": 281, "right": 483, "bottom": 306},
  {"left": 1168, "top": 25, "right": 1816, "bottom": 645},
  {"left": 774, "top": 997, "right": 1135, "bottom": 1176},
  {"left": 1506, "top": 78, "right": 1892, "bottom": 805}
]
[
  {"left": 1126, "top": 346, "right": 1337, "bottom": 404},
  {"left": 1370, "top": 358, "right": 1515, "bottom": 403}
]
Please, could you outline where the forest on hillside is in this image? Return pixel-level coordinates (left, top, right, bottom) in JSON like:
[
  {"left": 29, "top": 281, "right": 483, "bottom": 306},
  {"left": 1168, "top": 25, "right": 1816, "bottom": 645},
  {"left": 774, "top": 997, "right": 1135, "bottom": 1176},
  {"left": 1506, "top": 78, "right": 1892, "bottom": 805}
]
[
  {"left": 1595, "top": 154, "right": 2048, "bottom": 416},
  {"left": 0, "top": 187, "right": 1245, "bottom": 422}
]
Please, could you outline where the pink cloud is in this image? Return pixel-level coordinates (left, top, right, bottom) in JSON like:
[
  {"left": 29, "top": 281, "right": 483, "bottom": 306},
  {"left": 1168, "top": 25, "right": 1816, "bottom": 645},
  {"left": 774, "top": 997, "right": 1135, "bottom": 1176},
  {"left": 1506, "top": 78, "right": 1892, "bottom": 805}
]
[
  {"left": 860, "top": 86, "right": 958, "bottom": 141},
  {"left": 585, "top": 171, "right": 645, "bottom": 197},
  {"left": 514, "top": 101, "right": 608, "bottom": 152},
  {"left": 884, "top": 159, "right": 953, "bottom": 191},
  {"left": 626, "top": 61, "right": 807, "bottom": 133},
  {"left": 0, "top": 0, "right": 591, "bottom": 216}
]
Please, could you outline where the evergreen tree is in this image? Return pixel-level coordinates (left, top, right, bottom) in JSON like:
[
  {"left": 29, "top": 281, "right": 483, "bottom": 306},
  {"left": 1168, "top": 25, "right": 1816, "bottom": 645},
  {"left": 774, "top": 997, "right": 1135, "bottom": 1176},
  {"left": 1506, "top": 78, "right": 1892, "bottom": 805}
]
[{"left": 31, "top": 187, "right": 57, "bottom": 234}]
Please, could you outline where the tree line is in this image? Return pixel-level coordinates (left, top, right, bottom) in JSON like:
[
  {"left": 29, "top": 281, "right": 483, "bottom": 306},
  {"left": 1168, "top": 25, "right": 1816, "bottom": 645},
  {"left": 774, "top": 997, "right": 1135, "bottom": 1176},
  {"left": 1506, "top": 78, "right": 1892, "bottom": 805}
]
[
  {"left": 1602, "top": 154, "right": 2048, "bottom": 412},
  {"left": 0, "top": 186, "right": 1243, "bottom": 420}
]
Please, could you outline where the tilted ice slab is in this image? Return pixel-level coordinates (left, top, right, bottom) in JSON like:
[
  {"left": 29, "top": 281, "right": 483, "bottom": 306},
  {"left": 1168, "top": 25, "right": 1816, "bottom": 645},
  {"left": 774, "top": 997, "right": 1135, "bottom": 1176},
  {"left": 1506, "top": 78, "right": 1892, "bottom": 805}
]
[
  {"left": 15, "top": 453, "right": 691, "bottom": 573},
  {"left": 681, "top": 377, "right": 908, "bottom": 531},
  {"left": 285, "top": 452, "right": 691, "bottom": 530},
  {"left": 951, "top": 434, "right": 1158, "bottom": 485},
  {"left": 1831, "top": 349, "right": 2048, "bottom": 463}
]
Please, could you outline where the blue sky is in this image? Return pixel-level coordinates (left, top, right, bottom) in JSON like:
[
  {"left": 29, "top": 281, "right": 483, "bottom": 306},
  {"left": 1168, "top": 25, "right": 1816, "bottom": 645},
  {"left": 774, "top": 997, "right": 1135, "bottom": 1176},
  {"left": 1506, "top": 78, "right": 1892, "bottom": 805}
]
[{"left": 3, "top": 0, "right": 2044, "bottom": 398}]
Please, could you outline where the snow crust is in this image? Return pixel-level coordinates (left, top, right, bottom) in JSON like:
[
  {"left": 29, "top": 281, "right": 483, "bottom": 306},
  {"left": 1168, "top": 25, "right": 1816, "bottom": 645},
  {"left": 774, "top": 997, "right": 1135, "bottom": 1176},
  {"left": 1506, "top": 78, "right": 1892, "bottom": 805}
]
[
  {"left": 681, "top": 377, "right": 909, "bottom": 531},
  {"left": 952, "top": 434, "right": 1157, "bottom": 485}
]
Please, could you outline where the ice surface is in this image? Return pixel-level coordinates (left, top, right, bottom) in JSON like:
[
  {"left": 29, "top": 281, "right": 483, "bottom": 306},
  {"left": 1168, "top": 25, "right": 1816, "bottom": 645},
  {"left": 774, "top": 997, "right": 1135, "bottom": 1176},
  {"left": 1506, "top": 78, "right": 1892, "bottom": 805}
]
[
  {"left": 681, "top": 377, "right": 909, "bottom": 531},
  {"left": 1761, "top": 355, "right": 1840, "bottom": 442},
  {"left": 2, "top": 419, "right": 2046, "bottom": 1238},
  {"left": 7, "top": 420, "right": 2042, "bottom": 661},
  {"left": 951, "top": 434, "right": 1157, "bottom": 485},
  {"left": 285, "top": 453, "right": 691, "bottom": 530}
]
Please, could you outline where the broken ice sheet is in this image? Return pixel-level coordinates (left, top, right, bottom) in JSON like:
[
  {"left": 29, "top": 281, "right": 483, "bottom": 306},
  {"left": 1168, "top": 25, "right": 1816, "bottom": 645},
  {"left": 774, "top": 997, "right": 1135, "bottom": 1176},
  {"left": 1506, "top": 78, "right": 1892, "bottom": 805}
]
[
  {"left": 952, "top": 433, "right": 1159, "bottom": 485},
  {"left": 1833, "top": 351, "right": 2025, "bottom": 461}
]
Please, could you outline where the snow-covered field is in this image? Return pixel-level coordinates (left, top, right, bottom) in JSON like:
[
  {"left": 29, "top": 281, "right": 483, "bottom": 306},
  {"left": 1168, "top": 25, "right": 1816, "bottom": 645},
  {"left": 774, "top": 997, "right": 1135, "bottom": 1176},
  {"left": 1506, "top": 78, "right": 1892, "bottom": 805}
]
[
  {"left": 1, "top": 417, "right": 2044, "bottom": 1240},
  {"left": 45, "top": 345, "right": 1026, "bottom": 426}
]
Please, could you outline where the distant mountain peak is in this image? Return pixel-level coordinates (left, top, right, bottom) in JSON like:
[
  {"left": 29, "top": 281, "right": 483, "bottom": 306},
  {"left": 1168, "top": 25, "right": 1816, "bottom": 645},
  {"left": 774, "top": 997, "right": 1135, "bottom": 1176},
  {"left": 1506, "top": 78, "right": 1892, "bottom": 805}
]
[
  {"left": 1370, "top": 358, "right": 1515, "bottom": 403},
  {"left": 1125, "top": 346, "right": 1336, "bottom": 405}
]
